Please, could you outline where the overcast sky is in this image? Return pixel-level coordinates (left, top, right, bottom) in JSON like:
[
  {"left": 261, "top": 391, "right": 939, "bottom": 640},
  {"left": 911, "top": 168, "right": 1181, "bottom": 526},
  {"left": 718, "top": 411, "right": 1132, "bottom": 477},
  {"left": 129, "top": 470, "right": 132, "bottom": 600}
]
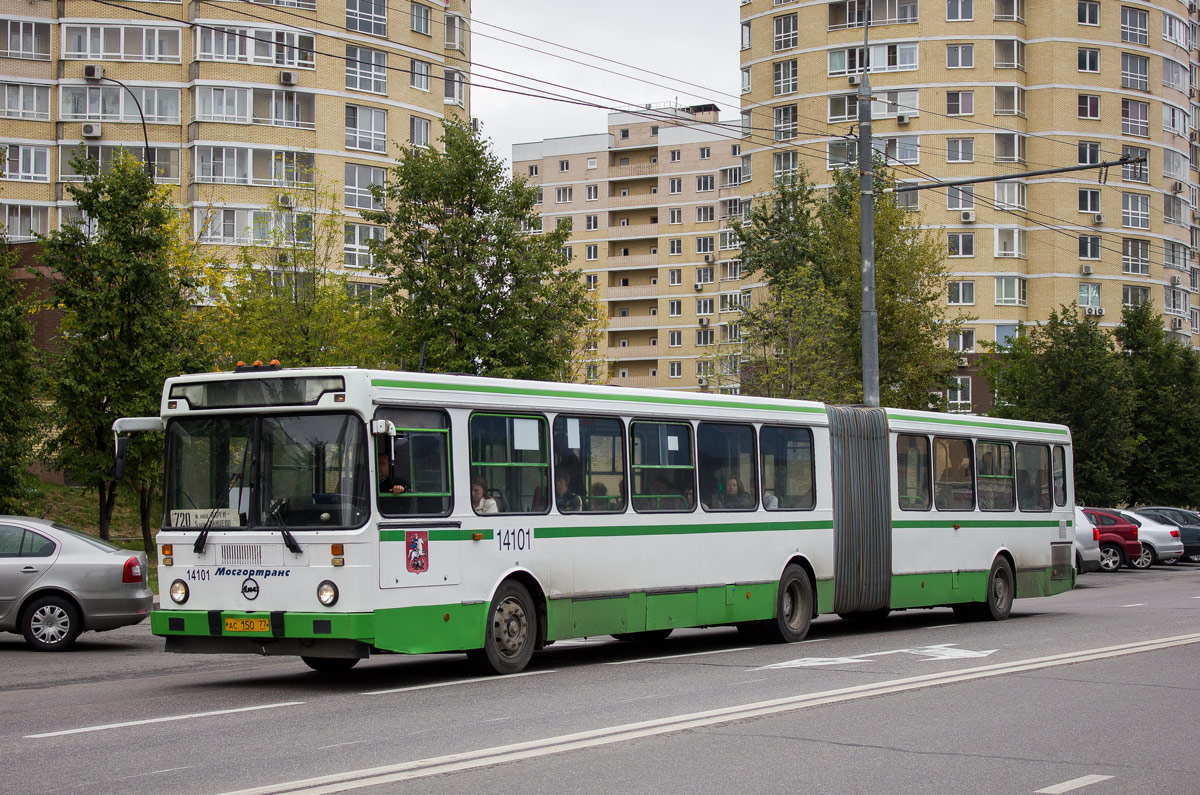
[{"left": 470, "top": 1, "right": 741, "bottom": 165}]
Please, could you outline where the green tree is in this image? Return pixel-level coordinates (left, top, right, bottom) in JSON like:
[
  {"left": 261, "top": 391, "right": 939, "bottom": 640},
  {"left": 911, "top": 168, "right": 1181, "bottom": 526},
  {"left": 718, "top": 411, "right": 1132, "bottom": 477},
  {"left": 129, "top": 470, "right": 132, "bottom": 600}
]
[
  {"left": 1114, "top": 301, "right": 1200, "bottom": 507},
  {"left": 204, "top": 188, "right": 390, "bottom": 369},
  {"left": 42, "top": 150, "right": 197, "bottom": 540},
  {"left": 734, "top": 163, "right": 959, "bottom": 408},
  {"left": 979, "top": 306, "right": 1133, "bottom": 506},
  {"left": 366, "top": 119, "right": 592, "bottom": 380},
  {"left": 0, "top": 239, "right": 42, "bottom": 514}
]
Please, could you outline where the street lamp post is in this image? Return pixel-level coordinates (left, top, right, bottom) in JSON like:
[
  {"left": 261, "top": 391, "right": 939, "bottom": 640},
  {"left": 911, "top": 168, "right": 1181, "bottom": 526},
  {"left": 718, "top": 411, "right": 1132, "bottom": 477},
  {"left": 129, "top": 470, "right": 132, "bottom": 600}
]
[{"left": 82, "top": 68, "right": 155, "bottom": 178}]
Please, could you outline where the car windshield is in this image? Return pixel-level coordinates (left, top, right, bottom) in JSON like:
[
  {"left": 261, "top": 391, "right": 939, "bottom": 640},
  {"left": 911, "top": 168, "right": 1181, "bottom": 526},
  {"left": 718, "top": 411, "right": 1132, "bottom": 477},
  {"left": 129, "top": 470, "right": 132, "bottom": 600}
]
[{"left": 165, "top": 413, "right": 368, "bottom": 529}]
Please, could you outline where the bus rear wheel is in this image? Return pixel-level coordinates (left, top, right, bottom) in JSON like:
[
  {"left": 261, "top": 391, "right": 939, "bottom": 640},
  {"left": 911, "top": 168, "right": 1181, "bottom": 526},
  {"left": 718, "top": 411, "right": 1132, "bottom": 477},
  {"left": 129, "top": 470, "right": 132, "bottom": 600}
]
[
  {"left": 955, "top": 558, "right": 1014, "bottom": 621},
  {"left": 301, "top": 656, "right": 360, "bottom": 673},
  {"left": 474, "top": 580, "right": 537, "bottom": 675},
  {"left": 762, "top": 564, "right": 813, "bottom": 643}
]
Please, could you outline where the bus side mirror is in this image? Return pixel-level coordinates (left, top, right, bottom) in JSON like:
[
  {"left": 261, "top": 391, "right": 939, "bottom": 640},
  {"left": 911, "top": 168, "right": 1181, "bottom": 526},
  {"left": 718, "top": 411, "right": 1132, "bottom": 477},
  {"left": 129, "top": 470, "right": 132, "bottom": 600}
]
[{"left": 114, "top": 436, "right": 129, "bottom": 481}]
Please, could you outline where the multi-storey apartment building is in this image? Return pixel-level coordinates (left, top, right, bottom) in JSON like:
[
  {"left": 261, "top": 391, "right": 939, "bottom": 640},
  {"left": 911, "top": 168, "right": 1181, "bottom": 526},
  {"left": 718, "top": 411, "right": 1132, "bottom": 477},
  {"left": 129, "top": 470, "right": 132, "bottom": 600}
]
[
  {"left": 514, "top": 105, "right": 751, "bottom": 392},
  {"left": 740, "top": 0, "right": 1200, "bottom": 411},
  {"left": 0, "top": 0, "right": 469, "bottom": 284}
]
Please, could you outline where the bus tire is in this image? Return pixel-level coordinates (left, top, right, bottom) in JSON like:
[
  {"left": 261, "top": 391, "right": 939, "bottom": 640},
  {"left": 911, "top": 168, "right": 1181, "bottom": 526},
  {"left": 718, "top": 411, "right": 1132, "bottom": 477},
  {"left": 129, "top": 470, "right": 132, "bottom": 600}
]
[
  {"left": 477, "top": 579, "right": 537, "bottom": 675},
  {"left": 301, "top": 656, "right": 360, "bottom": 673},
  {"left": 611, "top": 629, "right": 672, "bottom": 643},
  {"left": 979, "top": 557, "right": 1015, "bottom": 621},
  {"left": 763, "top": 564, "right": 813, "bottom": 643}
]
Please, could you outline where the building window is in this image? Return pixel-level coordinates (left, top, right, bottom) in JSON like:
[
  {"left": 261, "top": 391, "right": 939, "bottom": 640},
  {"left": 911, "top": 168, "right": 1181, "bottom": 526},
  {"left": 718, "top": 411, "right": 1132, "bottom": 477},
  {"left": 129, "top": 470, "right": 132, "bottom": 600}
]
[
  {"left": 1165, "top": 240, "right": 1188, "bottom": 270},
  {"left": 345, "top": 105, "right": 386, "bottom": 152},
  {"left": 345, "top": 163, "right": 385, "bottom": 210},
  {"left": 949, "top": 329, "right": 975, "bottom": 353},
  {"left": 995, "top": 324, "right": 1020, "bottom": 350},
  {"left": 669, "top": 269, "right": 682, "bottom": 285},
  {"left": 347, "top": 0, "right": 386, "bottom": 36},
  {"left": 994, "top": 181, "right": 1026, "bottom": 211},
  {"left": 669, "top": 330, "right": 682, "bottom": 347},
  {"left": 669, "top": 361, "right": 682, "bottom": 378},
  {"left": 696, "top": 206, "right": 714, "bottom": 222},
  {"left": 585, "top": 215, "right": 598, "bottom": 231},
  {"left": 696, "top": 267, "right": 715, "bottom": 284},
  {"left": 947, "top": 0, "right": 973, "bottom": 21},
  {"left": 994, "top": 40, "right": 1024, "bottom": 69},
  {"left": 1123, "top": 285, "right": 1150, "bottom": 307},
  {"left": 670, "top": 149, "right": 681, "bottom": 162},
  {"left": 773, "top": 13, "right": 798, "bottom": 51},
  {"left": 587, "top": 158, "right": 597, "bottom": 169},
  {"left": 696, "top": 237, "right": 715, "bottom": 254},
  {"left": 948, "top": 280, "right": 975, "bottom": 304},
  {"left": 1078, "top": 1, "right": 1099, "bottom": 25},
  {"left": 1079, "top": 283, "right": 1101, "bottom": 307},
  {"left": 669, "top": 178, "right": 682, "bottom": 194},
  {"left": 555, "top": 187, "right": 573, "bottom": 204},
  {"left": 947, "top": 91, "right": 973, "bottom": 115},
  {"left": 1121, "top": 146, "right": 1149, "bottom": 182},
  {"left": 0, "top": 21, "right": 50, "bottom": 60},
  {"left": 696, "top": 298, "right": 714, "bottom": 315},
  {"left": 1165, "top": 195, "right": 1185, "bottom": 226},
  {"left": 948, "top": 234, "right": 974, "bottom": 259},
  {"left": 444, "top": 70, "right": 466, "bottom": 107},
  {"left": 947, "top": 44, "right": 973, "bottom": 68},
  {"left": 1, "top": 145, "right": 49, "bottom": 182},
  {"left": 948, "top": 377, "right": 972, "bottom": 412},
  {"left": 1121, "top": 53, "right": 1150, "bottom": 91},
  {"left": 346, "top": 46, "right": 386, "bottom": 94},
  {"left": 669, "top": 208, "right": 682, "bottom": 225},
  {"left": 527, "top": 165, "right": 538, "bottom": 177},
  {"left": 774, "top": 105, "right": 798, "bottom": 140},
  {"left": 1121, "top": 7, "right": 1148, "bottom": 45},
  {"left": 1077, "top": 47, "right": 1099, "bottom": 73},
  {"left": 696, "top": 329, "right": 715, "bottom": 346},
  {"left": 1078, "top": 94, "right": 1100, "bottom": 119},
  {"left": 994, "top": 133, "right": 1025, "bottom": 163},
  {"left": 741, "top": 20, "right": 752, "bottom": 50},
  {"left": 1078, "top": 189, "right": 1100, "bottom": 213},
  {"left": 344, "top": 223, "right": 383, "bottom": 268},
  {"left": 1163, "top": 104, "right": 1188, "bottom": 137},
  {"left": 585, "top": 244, "right": 598, "bottom": 261},
  {"left": 696, "top": 175, "right": 715, "bottom": 192},
  {"left": 1078, "top": 141, "right": 1099, "bottom": 165},
  {"left": 994, "top": 86, "right": 1025, "bottom": 116},
  {"left": 1123, "top": 239, "right": 1150, "bottom": 274},
  {"left": 699, "top": 147, "right": 711, "bottom": 160},
  {"left": 1164, "top": 13, "right": 1190, "bottom": 49},
  {"left": 994, "top": 0, "right": 1024, "bottom": 21},
  {"left": 1122, "top": 193, "right": 1150, "bottom": 229},
  {"left": 995, "top": 229, "right": 1026, "bottom": 259},
  {"left": 410, "top": 2, "right": 431, "bottom": 34},
  {"left": 0, "top": 82, "right": 49, "bottom": 120},
  {"left": 559, "top": 159, "right": 569, "bottom": 172},
  {"left": 669, "top": 300, "right": 682, "bottom": 317},
  {"left": 1079, "top": 235, "right": 1101, "bottom": 260},
  {"left": 65, "top": 24, "right": 181, "bottom": 63},
  {"left": 410, "top": 59, "right": 431, "bottom": 91},
  {"left": 947, "top": 138, "right": 974, "bottom": 163},
  {"left": 586, "top": 184, "right": 598, "bottom": 201},
  {"left": 947, "top": 186, "right": 974, "bottom": 210},
  {"left": 995, "top": 276, "right": 1028, "bottom": 305},
  {"left": 670, "top": 239, "right": 682, "bottom": 255},
  {"left": 410, "top": 116, "right": 429, "bottom": 147},
  {"left": 774, "top": 59, "right": 798, "bottom": 95}
]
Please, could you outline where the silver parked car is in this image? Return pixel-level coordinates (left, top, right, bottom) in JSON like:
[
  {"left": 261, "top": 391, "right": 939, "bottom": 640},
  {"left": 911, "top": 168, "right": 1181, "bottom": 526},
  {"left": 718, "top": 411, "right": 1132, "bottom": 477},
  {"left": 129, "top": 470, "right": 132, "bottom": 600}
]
[
  {"left": 1074, "top": 507, "right": 1102, "bottom": 574},
  {"left": 1114, "top": 510, "right": 1185, "bottom": 568},
  {"left": 0, "top": 517, "right": 152, "bottom": 651}
]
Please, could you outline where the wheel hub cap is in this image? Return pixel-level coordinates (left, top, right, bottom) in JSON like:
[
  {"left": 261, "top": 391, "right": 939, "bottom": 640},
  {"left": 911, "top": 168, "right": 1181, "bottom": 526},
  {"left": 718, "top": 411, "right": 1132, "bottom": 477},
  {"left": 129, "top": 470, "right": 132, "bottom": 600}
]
[{"left": 32, "top": 606, "right": 69, "bottom": 643}]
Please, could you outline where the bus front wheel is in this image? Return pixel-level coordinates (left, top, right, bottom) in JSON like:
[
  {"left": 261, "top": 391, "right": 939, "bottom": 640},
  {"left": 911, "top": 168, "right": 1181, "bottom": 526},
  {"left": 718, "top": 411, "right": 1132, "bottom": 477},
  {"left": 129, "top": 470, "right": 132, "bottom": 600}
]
[
  {"left": 473, "top": 580, "right": 537, "bottom": 675},
  {"left": 763, "top": 564, "right": 813, "bottom": 643}
]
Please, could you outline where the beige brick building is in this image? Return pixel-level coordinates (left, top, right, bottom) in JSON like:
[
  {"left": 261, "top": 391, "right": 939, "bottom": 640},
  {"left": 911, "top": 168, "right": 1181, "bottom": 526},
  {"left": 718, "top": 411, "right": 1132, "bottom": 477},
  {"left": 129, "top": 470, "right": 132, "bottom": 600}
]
[
  {"left": 0, "top": 0, "right": 469, "bottom": 285},
  {"left": 740, "top": 0, "right": 1200, "bottom": 411},
  {"left": 514, "top": 105, "right": 752, "bottom": 392}
]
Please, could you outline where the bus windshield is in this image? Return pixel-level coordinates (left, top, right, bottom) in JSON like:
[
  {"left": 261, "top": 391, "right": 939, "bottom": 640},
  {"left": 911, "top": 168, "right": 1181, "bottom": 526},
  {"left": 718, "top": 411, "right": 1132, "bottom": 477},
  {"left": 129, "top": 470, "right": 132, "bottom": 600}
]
[{"left": 165, "top": 413, "right": 369, "bottom": 530}]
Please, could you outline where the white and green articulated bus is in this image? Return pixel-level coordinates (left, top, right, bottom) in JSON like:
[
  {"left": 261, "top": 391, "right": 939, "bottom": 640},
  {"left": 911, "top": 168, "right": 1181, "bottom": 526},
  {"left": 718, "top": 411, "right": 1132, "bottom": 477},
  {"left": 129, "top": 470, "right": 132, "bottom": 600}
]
[{"left": 114, "top": 364, "right": 1076, "bottom": 674}]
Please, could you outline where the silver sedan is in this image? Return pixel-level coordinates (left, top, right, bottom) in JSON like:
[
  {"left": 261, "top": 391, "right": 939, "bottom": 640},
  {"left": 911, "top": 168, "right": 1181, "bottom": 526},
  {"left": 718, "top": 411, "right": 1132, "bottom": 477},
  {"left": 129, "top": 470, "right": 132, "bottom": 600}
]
[{"left": 0, "top": 517, "right": 153, "bottom": 651}]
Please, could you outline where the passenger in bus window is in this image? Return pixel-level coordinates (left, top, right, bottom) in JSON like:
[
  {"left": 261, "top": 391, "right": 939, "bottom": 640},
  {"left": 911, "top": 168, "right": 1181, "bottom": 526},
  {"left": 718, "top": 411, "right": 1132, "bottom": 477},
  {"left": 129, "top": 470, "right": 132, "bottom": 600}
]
[
  {"left": 588, "top": 482, "right": 608, "bottom": 511},
  {"left": 378, "top": 451, "right": 407, "bottom": 495},
  {"left": 555, "top": 472, "right": 582, "bottom": 513},
  {"left": 721, "top": 477, "right": 753, "bottom": 509},
  {"left": 763, "top": 490, "right": 780, "bottom": 510},
  {"left": 471, "top": 477, "right": 497, "bottom": 515}
]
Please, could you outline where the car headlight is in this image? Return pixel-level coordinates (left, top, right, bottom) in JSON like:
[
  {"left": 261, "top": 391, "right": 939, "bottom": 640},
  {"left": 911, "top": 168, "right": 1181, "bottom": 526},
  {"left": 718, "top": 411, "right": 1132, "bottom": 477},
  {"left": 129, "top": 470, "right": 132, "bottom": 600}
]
[
  {"left": 317, "top": 580, "right": 339, "bottom": 607},
  {"left": 169, "top": 579, "right": 189, "bottom": 604}
]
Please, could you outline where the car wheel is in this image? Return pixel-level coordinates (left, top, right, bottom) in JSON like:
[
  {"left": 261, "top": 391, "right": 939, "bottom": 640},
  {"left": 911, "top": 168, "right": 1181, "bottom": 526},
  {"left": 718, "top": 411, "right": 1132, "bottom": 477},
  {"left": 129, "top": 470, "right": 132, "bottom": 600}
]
[
  {"left": 1131, "top": 545, "right": 1156, "bottom": 569},
  {"left": 301, "top": 656, "right": 360, "bottom": 673},
  {"left": 21, "top": 595, "right": 83, "bottom": 651},
  {"left": 1099, "top": 544, "right": 1124, "bottom": 572}
]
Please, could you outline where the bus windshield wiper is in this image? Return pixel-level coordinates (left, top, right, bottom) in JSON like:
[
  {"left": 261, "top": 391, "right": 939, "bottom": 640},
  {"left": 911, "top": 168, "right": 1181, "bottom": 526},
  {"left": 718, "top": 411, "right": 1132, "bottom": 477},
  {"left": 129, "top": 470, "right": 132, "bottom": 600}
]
[
  {"left": 194, "top": 439, "right": 251, "bottom": 554},
  {"left": 265, "top": 497, "right": 303, "bottom": 554}
]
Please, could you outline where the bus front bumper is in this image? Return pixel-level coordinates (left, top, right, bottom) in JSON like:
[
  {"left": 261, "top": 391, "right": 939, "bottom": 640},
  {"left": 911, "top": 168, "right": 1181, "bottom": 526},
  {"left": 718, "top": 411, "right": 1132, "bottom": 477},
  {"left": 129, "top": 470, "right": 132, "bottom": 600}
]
[{"left": 152, "top": 609, "right": 375, "bottom": 658}]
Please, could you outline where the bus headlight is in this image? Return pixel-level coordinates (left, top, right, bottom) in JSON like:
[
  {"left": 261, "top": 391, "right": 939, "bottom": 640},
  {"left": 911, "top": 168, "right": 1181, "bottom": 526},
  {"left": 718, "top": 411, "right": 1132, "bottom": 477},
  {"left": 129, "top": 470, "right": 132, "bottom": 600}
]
[
  {"left": 317, "top": 580, "right": 339, "bottom": 607},
  {"left": 169, "top": 579, "right": 189, "bottom": 604}
]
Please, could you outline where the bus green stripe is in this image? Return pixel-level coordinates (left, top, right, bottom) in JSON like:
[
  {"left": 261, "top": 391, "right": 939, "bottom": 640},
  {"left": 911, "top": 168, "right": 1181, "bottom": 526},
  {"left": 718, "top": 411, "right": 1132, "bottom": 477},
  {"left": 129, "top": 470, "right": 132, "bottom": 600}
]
[
  {"left": 535, "top": 520, "right": 833, "bottom": 539},
  {"left": 379, "top": 529, "right": 494, "bottom": 542},
  {"left": 886, "top": 411, "right": 1070, "bottom": 435},
  {"left": 370, "top": 378, "right": 828, "bottom": 416},
  {"left": 893, "top": 518, "right": 1065, "bottom": 529}
]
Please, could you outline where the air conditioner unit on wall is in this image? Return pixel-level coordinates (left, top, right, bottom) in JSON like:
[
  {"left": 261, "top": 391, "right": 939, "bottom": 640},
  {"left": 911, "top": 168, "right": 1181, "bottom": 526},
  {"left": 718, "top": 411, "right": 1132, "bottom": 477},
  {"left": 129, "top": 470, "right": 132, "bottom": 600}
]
[
  {"left": 1093, "top": 213, "right": 1105, "bottom": 225},
  {"left": 696, "top": 376, "right": 708, "bottom": 386},
  {"left": 1081, "top": 264, "right": 1095, "bottom": 275},
  {"left": 277, "top": 193, "right": 295, "bottom": 208},
  {"left": 279, "top": 70, "right": 298, "bottom": 86},
  {"left": 1172, "top": 274, "right": 1183, "bottom": 285},
  {"left": 1173, "top": 181, "right": 1185, "bottom": 193},
  {"left": 960, "top": 210, "right": 975, "bottom": 223},
  {"left": 848, "top": 75, "right": 860, "bottom": 86},
  {"left": 698, "top": 317, "right": 710, "bottom": 326},
  {"left": 694, "top": 282, "right": 703, "bottom": 291},
  {"left": 83, "top": 64, "right": 104, "bottom": 80},
  {"left": 896, "top": 114, "right": 910, "bottom": 125},
  {"left": 81, "top": 122, "right": 102, "bottom": 138},
  {"left": 956, "top": 357, "right": 969, "bottom": 368},
  {"left": 704, "top": 254, "right": 715, "bottom": 263}
]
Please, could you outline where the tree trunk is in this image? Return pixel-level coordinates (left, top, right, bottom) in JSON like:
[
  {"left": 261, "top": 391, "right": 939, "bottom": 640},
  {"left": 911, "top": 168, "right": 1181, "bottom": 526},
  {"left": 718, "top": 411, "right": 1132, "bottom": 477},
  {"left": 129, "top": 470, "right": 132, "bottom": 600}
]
[
  {"left": 138, "top": 481, "right": 156, "bottom": 561},
  {"left": 97, "top": 481, "right": 118, "bottom": 540}
]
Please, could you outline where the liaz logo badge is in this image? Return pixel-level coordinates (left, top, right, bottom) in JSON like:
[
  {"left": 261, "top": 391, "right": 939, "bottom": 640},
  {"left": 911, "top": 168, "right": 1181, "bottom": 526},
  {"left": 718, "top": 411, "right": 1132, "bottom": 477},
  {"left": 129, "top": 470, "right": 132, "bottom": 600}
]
[{"left": 406, "top": 531, "right": 428, "bottom": 574}]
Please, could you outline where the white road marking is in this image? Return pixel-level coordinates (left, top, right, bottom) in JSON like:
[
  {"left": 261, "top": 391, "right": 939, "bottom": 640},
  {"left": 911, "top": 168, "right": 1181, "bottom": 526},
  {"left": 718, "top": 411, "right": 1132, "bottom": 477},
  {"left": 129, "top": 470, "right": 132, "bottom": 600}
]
[
  {"left": 317, "top": 741, "right": 369, "bottom": 751},
  {"left": 25, "top": 701, "right": 305, "bottom": 739},
  {"left": 1122, "top": 603, "right": 1147, "bottom": 607},
  {"left": 757, "top": 643, "right": 997, "bottom": 669},
  {"left": 1034, "top": 774, "right": 1114, "bottom": 793},
  {"left": 220, "top": 634, "right": 1200, "bottom": 795},
  {"left": 925, "top": 624, "right": 956, "bottom": 629},
  {"left": 605, "top": 646, "right": 752, "bottom": 665},
  {"left": 360, "top": 669, "right": 555, "bottom": 696}
]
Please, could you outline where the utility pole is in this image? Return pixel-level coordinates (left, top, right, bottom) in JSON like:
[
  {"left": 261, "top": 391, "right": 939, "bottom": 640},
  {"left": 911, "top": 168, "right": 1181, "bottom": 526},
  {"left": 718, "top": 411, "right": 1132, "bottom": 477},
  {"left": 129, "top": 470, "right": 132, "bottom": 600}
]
[{"left": 857, "top": 0, "right": 880, "bottom": 408}]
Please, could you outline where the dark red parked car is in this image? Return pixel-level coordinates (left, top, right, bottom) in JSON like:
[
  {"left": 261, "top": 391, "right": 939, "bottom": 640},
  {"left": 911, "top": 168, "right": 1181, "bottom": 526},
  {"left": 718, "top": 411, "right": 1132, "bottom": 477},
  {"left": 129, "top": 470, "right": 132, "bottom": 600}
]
[{"left": 1082, "top": 508, "right": 1142, "bottom": 572}]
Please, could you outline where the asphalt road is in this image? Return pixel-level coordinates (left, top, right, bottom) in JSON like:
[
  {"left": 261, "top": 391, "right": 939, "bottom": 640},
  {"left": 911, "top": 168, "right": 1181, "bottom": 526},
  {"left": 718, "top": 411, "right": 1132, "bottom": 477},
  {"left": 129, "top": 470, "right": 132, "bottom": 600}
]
[{"left": 3, "top": 564, "right": 1199, "bottom": 795}]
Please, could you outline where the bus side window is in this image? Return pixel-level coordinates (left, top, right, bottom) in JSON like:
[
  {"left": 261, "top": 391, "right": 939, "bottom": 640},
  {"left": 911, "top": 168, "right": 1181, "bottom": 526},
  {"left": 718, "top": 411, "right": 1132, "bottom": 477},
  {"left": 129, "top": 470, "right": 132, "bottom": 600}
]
[
  {"left": 374, "top": 407, "right": 452, "bottom": 517},
  {"left": 469, "top": 413, "right": 549, "bottom": 515},
  {"left": 976, "top": 440, "right": 1015, "bottom": 511},
  {"left": 933, "top": 437, "right": 974, "bottom": 511},
  {"left": 759, "top": 426, "right": 814, "bottom": 511},
  {"left": 553, "top": 415, "right": 626, "bottom": 513},
  {"left": 1016, "top": 443, "right": 1052, "bottom": 512},
  {"left": 630, "top": 421, "right": 695, "bottom": 512},
  {"left": 896, "top": 434, "right": 931, "bottom": 511},
  {"left": 697, "top": 422, "right": 757, "bottom": 511},
  {"left": 1052, "top": 445, "right": 1067, "bottom": 506}
]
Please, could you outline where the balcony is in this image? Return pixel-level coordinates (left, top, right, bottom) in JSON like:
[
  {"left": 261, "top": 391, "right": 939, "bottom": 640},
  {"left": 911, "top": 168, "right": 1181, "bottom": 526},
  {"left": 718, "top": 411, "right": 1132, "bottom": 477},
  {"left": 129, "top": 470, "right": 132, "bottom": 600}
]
[
  {"left": 611, "top": 163, "right": 658, "bottom": 179},
  {"left": 608, "top": 193, "right": 658, "bottom": 208},
  {"left": 605, "top": 315, "right": 659, "bottom": 329},
  {"left": 608, "top": 375, "right": 660, "bottom": 388},
  {"left": 610, "top": 345, "right": 660, "bottom": 360},
  {"left": 607, "top": 284, "right": 659, "bottom": 299},
  {"left": 609, "top": 223, "right": 658, "bottom": 239},
  {"left": 607, "top": 253, "right": 658, "bottom": 270}
]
